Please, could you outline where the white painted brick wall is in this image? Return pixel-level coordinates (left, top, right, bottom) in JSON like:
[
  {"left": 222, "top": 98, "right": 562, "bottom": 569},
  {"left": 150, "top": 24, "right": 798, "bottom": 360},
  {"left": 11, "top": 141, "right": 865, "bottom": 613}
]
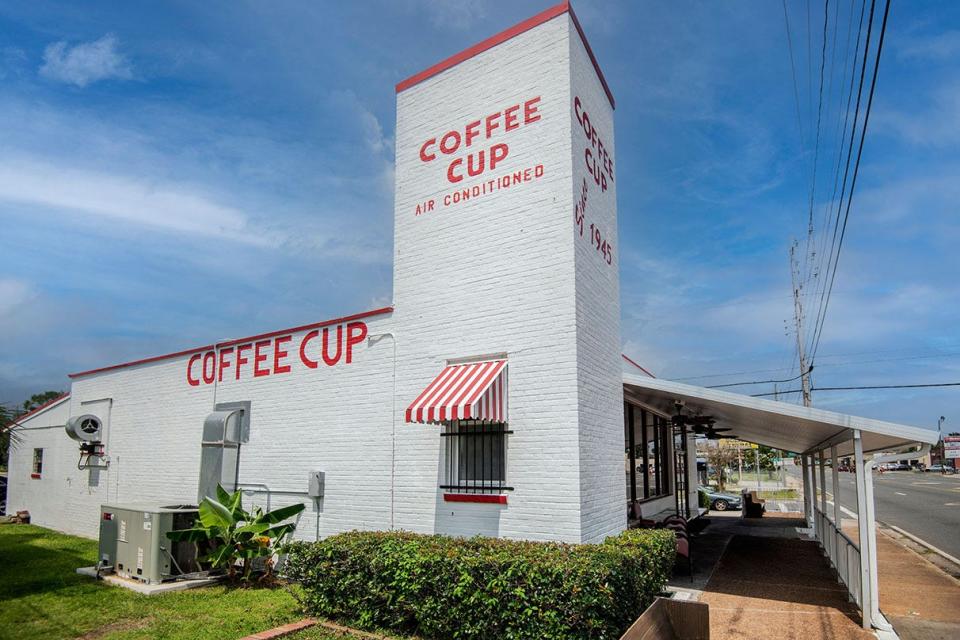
[
  {"left": 10, "top": 9, "right": 640, "bottom": 546},
  {"left": 569, "top": 15, "right": 625, "bottom": 543},
  {"left": 9, "top": 314, "right": 395, "bottom": 540},
  {"left": 393, "top": 14, "right": 583, "bottom": 542},
  {"left": 393, "top": 14, "right": 625, "bottom": 543}
]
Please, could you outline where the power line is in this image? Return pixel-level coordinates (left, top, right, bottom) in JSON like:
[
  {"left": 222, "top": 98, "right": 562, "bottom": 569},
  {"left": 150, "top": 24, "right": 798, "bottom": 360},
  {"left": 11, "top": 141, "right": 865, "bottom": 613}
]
[
  {"left": 674, "top": 349, "right": 960, "bottom": 382},
  {"left": 802, "top": 0, "right": 831, "bottom": 284},
  {"left": 806, "top": 0, "right": 869, "bottom": 360},
  {"left": 782, "top": 0, "right": 808, "bottom": 155},
  {"left": 706, "top": 366, "right": 813, "bottom": 389},
  {"left": 809, "top": 0, "right": 890, "bottom": 364},
  {"left": 752, "top": 381, "right": 960, "bottom": 397},
  {"left": 807, "top": 0, "right": 861, "bottom": 345}
]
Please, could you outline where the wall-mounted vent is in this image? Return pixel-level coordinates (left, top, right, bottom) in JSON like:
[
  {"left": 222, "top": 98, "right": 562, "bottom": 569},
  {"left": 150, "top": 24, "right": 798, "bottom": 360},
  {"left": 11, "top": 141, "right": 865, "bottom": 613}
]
[{"left": 66, "top": 414, "right": 103, "bottom": 442}]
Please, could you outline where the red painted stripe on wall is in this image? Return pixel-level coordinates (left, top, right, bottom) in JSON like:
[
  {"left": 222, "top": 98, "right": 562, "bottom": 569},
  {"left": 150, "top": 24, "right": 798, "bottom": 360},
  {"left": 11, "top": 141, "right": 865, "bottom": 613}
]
[{"left": 443, "top": 493, "right": 507, "bottom": 504}]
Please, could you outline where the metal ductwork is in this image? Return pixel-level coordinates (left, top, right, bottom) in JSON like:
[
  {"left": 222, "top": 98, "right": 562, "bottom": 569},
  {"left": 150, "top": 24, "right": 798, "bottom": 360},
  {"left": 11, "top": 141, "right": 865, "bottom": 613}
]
[{"left": 198, "top": 402, "right": 250, "bottom": 503}]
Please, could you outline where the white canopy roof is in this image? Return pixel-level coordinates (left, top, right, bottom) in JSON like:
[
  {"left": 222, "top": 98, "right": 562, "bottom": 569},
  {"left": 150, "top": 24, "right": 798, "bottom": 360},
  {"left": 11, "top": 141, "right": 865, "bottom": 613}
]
[{"left": 623, "top": 373, "right": 939, "bottom": 456}]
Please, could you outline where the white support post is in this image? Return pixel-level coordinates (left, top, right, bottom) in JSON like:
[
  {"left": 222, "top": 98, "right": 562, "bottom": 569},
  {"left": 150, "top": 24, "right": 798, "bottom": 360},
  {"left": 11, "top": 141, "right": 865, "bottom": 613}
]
[
  {"left": 801, "top": 455, "right": 811, "bottom": 525},
  {"left": 831, "top": 445, "right": 842, "bottom": 583},
  {"left": 831, "top": 445, "right": 841, "bottom": 527},
  {"left": 808, "top": 454, "right": 818, "bottom": 533},
  {"left": 819, "top": 450, "right": 828, "bottom": 516},
  {"left": 860, "top": 444, "right": 929, "bottom": 634},
  {"left": 853, "top": 430, "right": 872, "bottom": 630}
]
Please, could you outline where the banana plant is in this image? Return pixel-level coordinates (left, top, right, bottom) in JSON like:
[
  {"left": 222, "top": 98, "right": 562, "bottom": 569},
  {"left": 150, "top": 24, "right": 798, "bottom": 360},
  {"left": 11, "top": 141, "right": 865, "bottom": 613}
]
[{"left": 168, "top": 485, "right": 305, "bottom": 583}]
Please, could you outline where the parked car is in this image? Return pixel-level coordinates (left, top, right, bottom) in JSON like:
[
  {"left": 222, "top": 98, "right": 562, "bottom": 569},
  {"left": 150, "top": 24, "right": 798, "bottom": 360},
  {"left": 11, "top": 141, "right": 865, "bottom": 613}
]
[
  {"left": 924, "top": 464, "right": 956, "bottom": 474},
  {"left": 699, "top": 487, "right": 742, "bottom": 511}
]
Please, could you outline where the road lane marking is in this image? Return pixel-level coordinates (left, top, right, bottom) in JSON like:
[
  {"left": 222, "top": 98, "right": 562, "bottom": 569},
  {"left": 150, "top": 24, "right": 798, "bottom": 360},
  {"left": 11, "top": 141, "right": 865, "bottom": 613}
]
[
  {"left": 946, "top": 503, "right": 960, "bottom": 507},
  {"left": 894, "top": 492, "right": 907, "bottom": 496},
  {"left": 912, "top": 482, "right": 941, "bottom": 485},
  {"left": 825, "top": 499, "right": 858, "bottom": 519}
]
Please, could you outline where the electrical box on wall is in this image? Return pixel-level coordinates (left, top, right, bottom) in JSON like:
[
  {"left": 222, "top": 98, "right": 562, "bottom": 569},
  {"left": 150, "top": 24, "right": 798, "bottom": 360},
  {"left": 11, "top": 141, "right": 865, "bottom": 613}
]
[{"left": 308, "top": 471, "right": 325, "bottom": 498}]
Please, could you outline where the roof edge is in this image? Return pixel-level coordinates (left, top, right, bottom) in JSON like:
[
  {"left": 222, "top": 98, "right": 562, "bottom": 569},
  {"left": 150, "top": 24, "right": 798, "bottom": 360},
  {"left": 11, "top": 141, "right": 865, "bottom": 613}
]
[
  {"left": 7, "top": 392, "right": 70, "bottom": 429},
  {"left": 622, "top": 373, "right": 941, "bottom": 447},
  {"left": 395, "top": 1, "right": 615, "bottom": 110},
  {"left": 621, "top": 353, "right": 655, "bottom": 377},
  {"left": 68, "top": 306, "right": 394, "bottom": 379}
]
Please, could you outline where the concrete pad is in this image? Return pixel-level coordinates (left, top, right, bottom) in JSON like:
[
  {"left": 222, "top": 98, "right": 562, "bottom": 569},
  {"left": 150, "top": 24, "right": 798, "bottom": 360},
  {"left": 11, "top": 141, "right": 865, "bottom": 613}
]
[{"left": 76, "top": 566, "right": 223, "bottom": 595}]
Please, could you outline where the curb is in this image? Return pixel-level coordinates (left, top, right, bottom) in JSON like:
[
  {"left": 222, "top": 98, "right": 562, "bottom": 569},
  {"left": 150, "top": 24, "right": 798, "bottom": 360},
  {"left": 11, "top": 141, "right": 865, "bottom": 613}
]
[
  {"left": 879, "top": 522, "right": 960, "bottom": 571},
  {"left": 241, "top": 619, "right": 316, "bottom": 640},
  {"left": 241, "top": 619, "right": 401, "bottom": 640}
]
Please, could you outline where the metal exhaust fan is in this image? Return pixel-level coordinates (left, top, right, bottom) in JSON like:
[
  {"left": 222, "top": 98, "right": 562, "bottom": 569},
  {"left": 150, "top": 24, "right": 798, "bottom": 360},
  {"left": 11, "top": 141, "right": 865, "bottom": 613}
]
[{"left": 65, "top": 414, "right": 108, "bottom": 469}]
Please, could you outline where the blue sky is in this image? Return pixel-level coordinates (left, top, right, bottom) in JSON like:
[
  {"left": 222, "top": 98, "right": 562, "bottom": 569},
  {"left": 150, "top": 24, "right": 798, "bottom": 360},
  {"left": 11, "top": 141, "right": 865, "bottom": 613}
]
[{"left": 0, "top": 1, "right": 956, "bottom": 431}]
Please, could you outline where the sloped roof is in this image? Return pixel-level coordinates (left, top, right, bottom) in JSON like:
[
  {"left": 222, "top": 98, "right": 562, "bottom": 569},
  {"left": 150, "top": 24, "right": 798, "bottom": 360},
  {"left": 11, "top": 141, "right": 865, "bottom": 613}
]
[{"left": 623, "top": 373, "right": 938, "bottom": 456}]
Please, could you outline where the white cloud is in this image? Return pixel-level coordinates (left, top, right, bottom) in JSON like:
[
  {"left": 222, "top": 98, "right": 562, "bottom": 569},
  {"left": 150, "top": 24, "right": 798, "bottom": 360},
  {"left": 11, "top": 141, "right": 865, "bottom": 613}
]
[
  {"left": 874, "top": 82, "right": 960, "bottom": 148},
  {"left": 0, "top": 278, "right": 34, "bottom": 318},
  {"left": 327, "top": 89, "right": 393, "bottom": 157},
  {"left": 415, "top": 0, "right": 487, "bottom": 30},
  {"left": 897, "top": 30, "right": 960, "bottom": 61},
  {"left": 40, "top": 34, "right": 132, "bottom": 87},
  {"left": 0, "top": 156, "right": 273, "bottom": 245}
]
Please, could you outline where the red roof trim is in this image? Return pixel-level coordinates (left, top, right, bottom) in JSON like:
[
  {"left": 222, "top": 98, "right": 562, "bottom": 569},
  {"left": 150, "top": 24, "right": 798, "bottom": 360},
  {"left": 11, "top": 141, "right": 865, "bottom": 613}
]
[
  {"left": 567, "top": 3, "right": 616, "bottom": 109},
  {"left": 6, "top": 393, "right": 70, "bottom": 429},
  {"left": 68, "top": 306, "right": 394, "bottom": 379},
  {"left": 395, "top": 1, "right": 615, "bottom": 110},
  {"left": 622, "top": 354, "right": 655, "bottom": 378}
]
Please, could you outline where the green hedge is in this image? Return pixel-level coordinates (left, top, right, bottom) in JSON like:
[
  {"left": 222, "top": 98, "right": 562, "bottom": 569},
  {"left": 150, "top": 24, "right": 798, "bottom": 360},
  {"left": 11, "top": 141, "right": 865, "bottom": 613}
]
[{"left": 284, "top": 528, "right": 676, "bottom": 640}]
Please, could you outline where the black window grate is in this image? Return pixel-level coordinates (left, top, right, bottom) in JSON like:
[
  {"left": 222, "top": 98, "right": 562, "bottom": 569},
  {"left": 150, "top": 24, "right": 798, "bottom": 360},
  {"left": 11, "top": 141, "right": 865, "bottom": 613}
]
[{"left": 440, "top": 420, "right": 513, "bottom": 494}]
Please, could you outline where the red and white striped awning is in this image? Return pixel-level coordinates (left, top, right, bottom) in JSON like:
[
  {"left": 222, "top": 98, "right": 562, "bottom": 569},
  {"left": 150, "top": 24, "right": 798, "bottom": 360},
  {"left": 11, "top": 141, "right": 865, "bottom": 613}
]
[{"left": 405, "top": 359, "right": 508, "bottom": 424}]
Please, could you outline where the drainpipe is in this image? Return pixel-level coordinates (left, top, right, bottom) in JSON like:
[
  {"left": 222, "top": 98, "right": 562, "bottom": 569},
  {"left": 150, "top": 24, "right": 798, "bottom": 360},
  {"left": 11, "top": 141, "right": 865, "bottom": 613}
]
[
  {"left": 367, "top": 332, "right": 397, "bottom": 530},
  {"left": 809, "top": 453, "right": 818, "bottom": 536},
  {"left": 853, "top": 430, "right": 872, "bottom": 629},
  {"left": 801, "top": 455, "right": 811, "bottom": 525},
  {"left": 861, "top": 443, "right": 930, "bottom": 633},
  {"left": 830, "top": 445, "right": 840, "bottom": 528}
]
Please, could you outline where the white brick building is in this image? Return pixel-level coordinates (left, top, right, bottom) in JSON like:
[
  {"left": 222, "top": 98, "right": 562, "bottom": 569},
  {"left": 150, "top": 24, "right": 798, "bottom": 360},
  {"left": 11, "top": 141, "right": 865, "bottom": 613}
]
[{"left": 7, "top": 2, "right": 699, "bottom": 545}]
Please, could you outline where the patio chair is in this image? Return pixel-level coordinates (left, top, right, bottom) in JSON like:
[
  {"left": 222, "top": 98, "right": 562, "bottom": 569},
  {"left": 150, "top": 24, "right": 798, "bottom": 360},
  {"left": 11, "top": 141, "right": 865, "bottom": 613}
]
[
  {"left": 742, "top": 491, "right": 765, "bottom": 518},
  {"left": 628, "top": 501, "right": 657, "bottom": 529}
]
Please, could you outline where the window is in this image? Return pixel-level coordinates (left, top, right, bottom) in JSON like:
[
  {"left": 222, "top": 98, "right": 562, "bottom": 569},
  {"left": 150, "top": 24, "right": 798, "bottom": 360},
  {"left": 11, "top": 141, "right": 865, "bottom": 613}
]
[
  {"left": 32, "top": 448, "right": 44, "bottom": 477},
  {"left": 624, "top": 404, "right": 671, "bottom": 502},
  {"left": 441, "top": 421, "right": 512, "bottom": 494}
]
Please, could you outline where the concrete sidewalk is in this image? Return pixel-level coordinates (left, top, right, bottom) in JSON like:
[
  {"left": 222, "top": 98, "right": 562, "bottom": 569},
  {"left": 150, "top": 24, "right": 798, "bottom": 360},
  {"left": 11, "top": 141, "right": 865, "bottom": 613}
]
[
  {"left": 843, "top": 519, "right": 960, "bottom": 640},
  {"left": 669, "top": 513, "right": 873, "bottom": 639}
]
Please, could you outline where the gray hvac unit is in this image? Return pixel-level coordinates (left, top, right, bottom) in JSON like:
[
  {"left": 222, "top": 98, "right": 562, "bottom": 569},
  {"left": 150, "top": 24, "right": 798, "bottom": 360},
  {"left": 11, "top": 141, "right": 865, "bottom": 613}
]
[{"left": 99, "top": 503, "right": 199, "bottom": 584}]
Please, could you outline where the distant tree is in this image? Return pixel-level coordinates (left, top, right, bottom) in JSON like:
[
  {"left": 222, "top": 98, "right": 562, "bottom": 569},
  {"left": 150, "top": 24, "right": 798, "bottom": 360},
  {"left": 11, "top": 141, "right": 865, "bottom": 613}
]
[
  {"left": 21, "top": 391, "right": 64, "bottom": 413},
  {"left": 0, "top": 404, "right": 19, "bottom": 470},
  {"left": 1, "top": 390, "right": 64, "bottom": 469},
  {"left": 705, "top": 445, "right": 738, "bottom": 491}
]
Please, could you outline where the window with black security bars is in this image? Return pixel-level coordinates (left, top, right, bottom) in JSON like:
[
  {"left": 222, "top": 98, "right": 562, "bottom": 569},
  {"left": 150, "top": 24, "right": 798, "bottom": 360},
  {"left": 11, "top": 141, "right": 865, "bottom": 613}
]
[{"left": 440, "top": 420, "right": 512, "bottom": 494}]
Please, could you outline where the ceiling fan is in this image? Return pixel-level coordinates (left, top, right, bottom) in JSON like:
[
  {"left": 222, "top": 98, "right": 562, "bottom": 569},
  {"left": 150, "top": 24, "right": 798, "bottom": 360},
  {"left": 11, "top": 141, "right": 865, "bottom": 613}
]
[{"left": 671, "top": 402, "right": 738, "bottom": 439}]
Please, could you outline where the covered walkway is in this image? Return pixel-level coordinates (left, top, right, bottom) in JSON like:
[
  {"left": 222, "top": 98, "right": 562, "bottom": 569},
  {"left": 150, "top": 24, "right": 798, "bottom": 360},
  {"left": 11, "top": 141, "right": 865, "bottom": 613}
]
[
  {"left": 626, "top": 373, "right": 940, "bottom": 633},
  {"left": 676, "top": 513, "right": 871, "bottom": 639}
]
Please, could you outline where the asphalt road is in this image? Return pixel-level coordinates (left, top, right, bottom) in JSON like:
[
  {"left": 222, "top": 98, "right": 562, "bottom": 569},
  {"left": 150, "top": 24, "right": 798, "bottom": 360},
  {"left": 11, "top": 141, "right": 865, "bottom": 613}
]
[{"left": 806, "top": 467, "right": 960, "bottom": 560}]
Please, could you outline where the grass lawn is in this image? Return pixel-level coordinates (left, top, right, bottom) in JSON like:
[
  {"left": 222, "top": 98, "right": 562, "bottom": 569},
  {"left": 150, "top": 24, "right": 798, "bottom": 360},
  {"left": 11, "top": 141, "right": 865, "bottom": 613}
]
[
  {"left": 0, "top": 524, "right": 360, "bottom": 640},
  {"left": 755, "top": 488, "right": 799, "bottom": 500}
]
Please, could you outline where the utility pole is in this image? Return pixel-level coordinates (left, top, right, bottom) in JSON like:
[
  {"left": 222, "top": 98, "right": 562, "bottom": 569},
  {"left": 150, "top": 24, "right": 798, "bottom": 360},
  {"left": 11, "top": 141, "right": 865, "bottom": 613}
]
[{"left": 790, "top": 242, "right": 813, "bottom": 407}]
